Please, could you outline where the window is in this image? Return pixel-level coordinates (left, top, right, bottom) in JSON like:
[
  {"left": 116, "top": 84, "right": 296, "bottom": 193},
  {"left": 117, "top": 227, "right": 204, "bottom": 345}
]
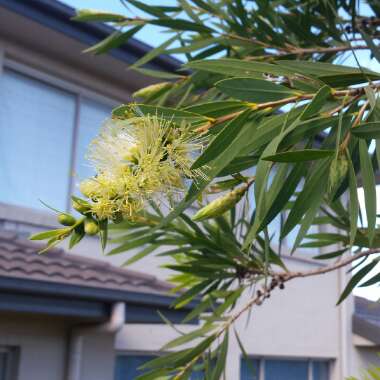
[
  {"left": 241, "top": 357, "right": 330, "bottom": 380},
  {"left": 0, "top": 346, "right": 18, "bottom": 380},
  {"left": 114, "top": 354, "right": 204, "bottom": 380},
  {"left": 0, "top": 63, "right": 113, "bottom": 211}
]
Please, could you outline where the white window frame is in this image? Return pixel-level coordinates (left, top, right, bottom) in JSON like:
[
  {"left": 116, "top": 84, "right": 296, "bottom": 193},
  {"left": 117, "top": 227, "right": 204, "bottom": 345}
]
[
  {"left": 0, "top": 54, "right": 118, "bottom": 212},
  {"left": 242, "top": 356, "right": 332, "bottom": 380}
]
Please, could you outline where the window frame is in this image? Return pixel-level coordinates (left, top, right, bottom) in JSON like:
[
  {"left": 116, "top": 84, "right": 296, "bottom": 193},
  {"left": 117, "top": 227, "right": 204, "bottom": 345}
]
[
  {"left": 241, "top": 356, "right": 332, "bottom": 380},
  {"left": 0, "top": 54, "right": 118, "bottom": 212}
]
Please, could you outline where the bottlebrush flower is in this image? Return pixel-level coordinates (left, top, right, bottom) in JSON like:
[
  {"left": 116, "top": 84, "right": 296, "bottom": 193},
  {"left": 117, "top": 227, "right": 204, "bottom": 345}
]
[{"left": 77, "top": 113, "right": 203, "bottom": 220}]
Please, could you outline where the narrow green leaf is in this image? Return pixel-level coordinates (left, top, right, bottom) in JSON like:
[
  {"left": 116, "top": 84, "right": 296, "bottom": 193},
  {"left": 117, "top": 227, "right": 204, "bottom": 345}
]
[
  {"left": 359, "top": 139, "right": 377, "bottom": 245},
  {"left": 262, "top": 149, "right": 334, "bottom": 162},
  {"left": 84, "top": 26, "right": 142, "bottom": 54},
  {"left": 281, "top": 158, "right": 331, "bottom": 238},
  {"left": 150, "top": 19, "right": 214, "bottom": 33},
  {"left": 300, "top": 85, "right": 332, "bottom": 120},
  {"left": 72, "top": 9, "right": 126, "bottom": 22},
  {"left": 30, "top": 228, "right": 70, "bottom": 241},
  {"left": 185, "top": 58, "right": 295, "bottom": 77},
  {"left": 337, "top": 259, "right": 379, "bottom": 304},
  {"left": 216, "top": 78, "right": 297, "bottom": 102},
  {"left": 351, "top": 122, "right": 380, "bottom": 139},
  {"left": 359, "top": 271, "right": 380, "bottom": 287},
  {"left": 347, "top": 154, "right": 359, "bottom": 247},
  {"left": 122, "top": 244, "right": 159, "bottom": 266},
  {"left": 130, "top": 34, "right": 178, "bottom": 69},
  {"left": 192, "top": 110, "right": 252, "bottom": 169}
]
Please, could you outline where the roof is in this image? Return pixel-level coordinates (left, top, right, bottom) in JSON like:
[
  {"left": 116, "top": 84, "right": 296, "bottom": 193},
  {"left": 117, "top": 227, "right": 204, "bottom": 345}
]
[
  {"left": 0, "top": 0, "right": 181, "bottom": 72},
  {"left": 0, "top": 230, "right": 171, "bottom": 296},
  {"left": 353, "top": 296, "right": 380, "bottom": 345},
  {"left": 0, "top": 230, "right": 196, "bottom": 323}
]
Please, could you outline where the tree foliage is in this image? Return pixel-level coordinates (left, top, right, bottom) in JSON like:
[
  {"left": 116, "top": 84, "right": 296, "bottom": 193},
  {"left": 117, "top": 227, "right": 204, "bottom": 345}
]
[{"left": 31, "top": 1, "right": 380, "bottom": 378}]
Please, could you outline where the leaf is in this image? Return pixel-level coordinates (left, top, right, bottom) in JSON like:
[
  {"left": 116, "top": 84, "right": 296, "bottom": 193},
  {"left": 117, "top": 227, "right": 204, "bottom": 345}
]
[
  {"left": 360, "top": 28, "right": 380, "bottom": 64},
  {"left": 150, "top": 19, "right": 214, "bottom": 33},
  {"left": 107, "top": 233, "right": 161, "bottom": 255},
  {"left": 29, "top": 228, "right": 70, "bottom": 241},
  {"left": 215, "top": 78, "right": 297, "bottom": 102},
  {"left": 185, "top": 101, "right": 249, "bottom": 118},
  {"left": 84, "top": 26, "right": 143, "bottom": 54},
  {"left": 337, "top": 259, "right": 379, "bottom": 304},
  {"left": 122, "top": 244, "right": 159, "bottom": 266},
  {"left": 130, "top": 34, "right": 178, "bottom": 69},
  {"left": 277, "top": 60, "right": 380, "bottom": 86},
  {"left": 299, "top": 85, "right": 332, "bottom": 120},
  {"left": 185, "top": 58, "right": 295, "bottom": 77},
  {"left": 72, "top": 9, "right": 126, "bottom": 22},
  {"left": 132, "top": 67, "right": 184, "bottom": 79},
  {"left": 281, "top": 158, "right": 332, "bottom": 238},
  {"left": 69, "top": 225, "right": 85, "bottom": 249},
  {"left": 313, "top": 248, "right": 348, "bottom": 260},
  {"left": 359, "top": 139, "right": 377, "bottom": 245},
  {"left": 359, "top": 271, "right": 380, "bottom": 287},
  {"left": 347, "top": 154, "right": 359, "bottom": 247},
  {"left": 262, "top": 149, "right": 334, "bottom": 162},
  {"left": 162, "top": 324, "right": 216, "bottom": 350},
  {"left": 113, "top": 104, "right": 208, "bottom": 125},
  {"left": 210, "top": 332, "right": 229, "bottom": 380},
  {"left": 191, "top": 110, "right": 252, "bottom": 169},
  {"left": 351, "top": 122, "right": 380, "bottom": 139}
]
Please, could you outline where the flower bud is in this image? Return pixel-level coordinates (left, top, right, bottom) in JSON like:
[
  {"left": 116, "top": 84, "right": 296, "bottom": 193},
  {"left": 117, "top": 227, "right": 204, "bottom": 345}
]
[
  {"left": 192, "top": 186, "right": 247, "bottom": 221},
  {"left": 57, "top": 213, "right": 76, "bottom": 226},
  {"left": 133, "top": 82, "right": 173, "bottom": 99},
  {"left": 84, "top": 218, "right": 99, "bottom": 235},
  {"left": 72, "top": 199, "right": 90, "bottom": 214}
]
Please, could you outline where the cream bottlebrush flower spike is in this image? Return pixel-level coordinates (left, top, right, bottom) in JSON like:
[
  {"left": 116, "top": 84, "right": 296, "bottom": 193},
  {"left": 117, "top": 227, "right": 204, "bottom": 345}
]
[{"left": 78, "top": 112, "right": 204, "bottom": 221}]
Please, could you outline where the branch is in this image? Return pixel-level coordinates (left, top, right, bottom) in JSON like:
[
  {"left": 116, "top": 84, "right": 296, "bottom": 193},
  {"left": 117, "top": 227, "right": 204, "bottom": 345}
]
[
  {"left": 282, "top": 247, "right": 380, "bottom": 281},
  {"left": 195, "top": 83, "right": 380, "bottom": 134}
]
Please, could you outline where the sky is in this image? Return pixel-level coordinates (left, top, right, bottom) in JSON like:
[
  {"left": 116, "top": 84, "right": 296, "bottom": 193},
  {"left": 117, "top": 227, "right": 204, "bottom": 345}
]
[{"left": 61, "top": 0, "right": 380, "bottom": 301}]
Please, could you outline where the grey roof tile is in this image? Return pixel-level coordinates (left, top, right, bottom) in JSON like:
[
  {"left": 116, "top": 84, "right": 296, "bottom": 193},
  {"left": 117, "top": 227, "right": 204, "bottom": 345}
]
[{"left": 0, "top": 230, "right": 172, "bottom": 296}]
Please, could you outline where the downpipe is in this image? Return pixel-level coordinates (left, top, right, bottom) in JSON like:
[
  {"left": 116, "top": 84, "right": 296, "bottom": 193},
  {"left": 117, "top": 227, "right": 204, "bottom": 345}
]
[{"left": 66, "top": 302, "right": 126, "bottom": 380}]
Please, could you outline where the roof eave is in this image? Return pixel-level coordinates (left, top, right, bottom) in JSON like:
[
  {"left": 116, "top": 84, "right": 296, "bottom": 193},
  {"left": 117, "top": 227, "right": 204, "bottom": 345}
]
[{"left": 0, "top": 0, "right": 181, "bottom": 72}]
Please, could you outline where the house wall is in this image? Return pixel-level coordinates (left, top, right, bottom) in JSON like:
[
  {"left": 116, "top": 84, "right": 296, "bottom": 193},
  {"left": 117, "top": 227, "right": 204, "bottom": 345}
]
[{"left": 0, "top": 313, "right": 67, "bottom": 380}]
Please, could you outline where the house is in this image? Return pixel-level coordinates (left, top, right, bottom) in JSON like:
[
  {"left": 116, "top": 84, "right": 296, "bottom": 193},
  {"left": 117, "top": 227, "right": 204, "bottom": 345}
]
[{"left": 0, "top": 1, "right": 379, "bottom": 379}]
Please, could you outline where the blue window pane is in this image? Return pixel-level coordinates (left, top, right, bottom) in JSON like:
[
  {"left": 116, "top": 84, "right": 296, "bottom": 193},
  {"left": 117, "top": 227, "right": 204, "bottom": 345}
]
[
  {"left": 313, "top": 361, "right": 329, "bottom": 380},
  {"left": 241, "top": 358, "right": 260, "bottom": 380},
  {"left": 265, "top": 359, "right": 308, "bottom": 380},
  {"left": 114, "top": 355, "right": 203, "bottom": 380},
  {"left": 114, "top": 355, "right": 156, "bottom": 380},
  {"left": 74, "top": 97, "right": 111, "bottom": 183},
  {"left": 0, "top": 68, "right": 76, "bottom": 210}
]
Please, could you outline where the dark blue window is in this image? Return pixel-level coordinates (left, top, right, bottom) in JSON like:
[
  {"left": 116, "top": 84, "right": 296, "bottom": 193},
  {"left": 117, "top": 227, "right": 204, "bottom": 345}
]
[
  {"left": 240, "top": 358, "right": 260, "bottom": 380},
  {"left": 241, "top": 358, "right": 330, "bottom": 380},
  {"left": 115, "top": 355, "right": 204, "bottom": 380},
  {"left": 313, "top": 361, "right": 330, "bottom": 380},
  {"left": 265, "top": 359, "right": 308, "bottom": 380}
]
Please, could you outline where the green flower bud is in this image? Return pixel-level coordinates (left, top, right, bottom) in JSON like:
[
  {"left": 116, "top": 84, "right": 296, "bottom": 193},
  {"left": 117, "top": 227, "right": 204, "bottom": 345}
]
[
  {"left": 192, "top": 186, "right": 247, "bottom": 221},
  {"left": 133, "top": 82, "right": 173, "bottom": 99},
  {"left": 72, "top": 199, "right": 90, "bottom": 215},
  {"left": 84, "top": 218, "right": 99, "bottom": 235},
  {"left": 57, "top": 213, "right": 76, "bottom": 226}
]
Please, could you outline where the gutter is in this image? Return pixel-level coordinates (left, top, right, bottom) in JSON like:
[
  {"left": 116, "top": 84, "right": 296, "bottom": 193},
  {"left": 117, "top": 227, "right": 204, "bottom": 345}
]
[
  {"left": 67, "top": 302, "right": 126, "bottom": 380},
  {"left": 0, "top": 0, "right": 181, "bottom": 72}
]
